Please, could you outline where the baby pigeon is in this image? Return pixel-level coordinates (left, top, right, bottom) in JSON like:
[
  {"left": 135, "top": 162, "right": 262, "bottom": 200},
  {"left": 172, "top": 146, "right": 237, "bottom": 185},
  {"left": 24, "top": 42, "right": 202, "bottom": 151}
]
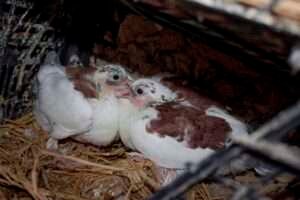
[
  {"left": 118, "top": 78, "right": 249, "bottom": 184},
  {"left": 34, "top": 51, "right": 131, "bottom": 149}
]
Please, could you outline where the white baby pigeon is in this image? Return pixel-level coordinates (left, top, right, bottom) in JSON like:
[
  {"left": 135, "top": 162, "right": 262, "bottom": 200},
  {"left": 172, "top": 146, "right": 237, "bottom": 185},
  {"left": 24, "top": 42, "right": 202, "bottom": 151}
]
[
  {"left": 34, "top": 52, "right": 94, "bottom": 149},
  {"left": 34, "top": 51, "right": 131, "bottom": 149}
]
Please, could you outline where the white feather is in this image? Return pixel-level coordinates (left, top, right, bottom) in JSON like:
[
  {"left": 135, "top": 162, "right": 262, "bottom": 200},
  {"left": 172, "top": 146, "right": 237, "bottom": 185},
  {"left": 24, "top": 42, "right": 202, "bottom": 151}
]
[
  {"left": 129, "top": 107, "right": 214, "bottom": 169},
  {"left": 118, "top": 98, "right": 138, "bottom": 150},
  {"left": 37, "top": 64, "right": 65, "bottom": 82},
  {"left": 119, "top": 99, "right": 215, "bottom": 169},
  {"left": 35, "top": 64, "right": 93, "bottom": 139},
  {"left": 73, "top": 95, "right": 120, "bottom": 146}
]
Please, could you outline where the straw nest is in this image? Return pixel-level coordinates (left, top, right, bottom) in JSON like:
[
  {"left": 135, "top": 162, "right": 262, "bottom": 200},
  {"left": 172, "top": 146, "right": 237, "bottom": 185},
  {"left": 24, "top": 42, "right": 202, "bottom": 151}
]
[
  {"left": 0, "top": 113, "right": 297, "bottom": 200},
  {"left": 0, "top": 113, "right": 222, "bottom": 200}
]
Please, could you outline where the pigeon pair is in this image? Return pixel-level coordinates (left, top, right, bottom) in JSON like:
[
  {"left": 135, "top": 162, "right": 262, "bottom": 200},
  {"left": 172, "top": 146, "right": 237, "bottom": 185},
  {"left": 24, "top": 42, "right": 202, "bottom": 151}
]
[{"left": 35, "top": 52, "right": 255, "bottom": 184}]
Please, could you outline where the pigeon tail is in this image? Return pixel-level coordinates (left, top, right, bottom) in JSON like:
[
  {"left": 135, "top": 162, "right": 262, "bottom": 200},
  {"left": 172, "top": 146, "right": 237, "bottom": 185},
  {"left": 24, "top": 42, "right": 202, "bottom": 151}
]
[{"left": 206, "top": 106, "right": 248, "bottom": 146}]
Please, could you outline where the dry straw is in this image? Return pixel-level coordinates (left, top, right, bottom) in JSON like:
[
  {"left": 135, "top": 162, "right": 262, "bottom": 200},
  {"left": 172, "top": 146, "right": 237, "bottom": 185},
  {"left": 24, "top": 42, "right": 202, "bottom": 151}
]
[{"left": 0, "top": 113, "right": 213, "bottom": 200}]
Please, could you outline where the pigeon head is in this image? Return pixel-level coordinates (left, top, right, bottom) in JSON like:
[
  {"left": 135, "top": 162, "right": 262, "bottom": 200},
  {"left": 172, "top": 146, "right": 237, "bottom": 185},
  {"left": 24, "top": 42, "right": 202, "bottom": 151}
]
[
  {"left": 91, "top": 64, "right": 132, "bottom": 97},
  {"left": 103, "top": 64, "right": 132, "bottom": 85},
  {"left": 129, "top": 78, "right": 176, "bottom": 107}
]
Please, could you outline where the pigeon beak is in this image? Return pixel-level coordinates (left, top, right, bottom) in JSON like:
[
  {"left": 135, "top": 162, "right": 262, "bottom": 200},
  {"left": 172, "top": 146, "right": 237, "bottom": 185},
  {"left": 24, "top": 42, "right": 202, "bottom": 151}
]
[
  {"left": 127, "top": 75, "right": 134, "bottom": 82},
  {"left": 114, "top": 82, "right": 132, "bottom": 98}
]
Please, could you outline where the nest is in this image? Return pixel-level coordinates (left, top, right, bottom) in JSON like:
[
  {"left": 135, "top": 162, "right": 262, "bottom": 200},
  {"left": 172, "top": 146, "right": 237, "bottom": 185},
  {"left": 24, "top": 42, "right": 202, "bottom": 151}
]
[
  {"left": 0, "top": 113, "right": 219, "bottom": 200},
  {"left": 0, "top": 113, "right": 297, "bottom": 200}
]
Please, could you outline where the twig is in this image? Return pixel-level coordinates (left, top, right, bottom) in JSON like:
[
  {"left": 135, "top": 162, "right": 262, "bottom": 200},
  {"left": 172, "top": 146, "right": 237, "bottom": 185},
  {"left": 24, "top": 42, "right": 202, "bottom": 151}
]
[
  {"left": 125, "top": 184, "right": 133, "bottom": 200},
  {"left": 201, "top": 183, "right": 212, "bottom": 200},
  {"left": 41, "top": 150, "right": 124, "bottom": 171},
  {"left": 31, "top": 156, "right": 39, "bottom": 195},
  {"left": 0, "top": 166, "right": 47, "bottom": 200},
  {"left": 139, "top": 170, "right": 161, "bottom": 191},
  {"left": 54, "top": 192, "right": 90, "bottom": 200}
]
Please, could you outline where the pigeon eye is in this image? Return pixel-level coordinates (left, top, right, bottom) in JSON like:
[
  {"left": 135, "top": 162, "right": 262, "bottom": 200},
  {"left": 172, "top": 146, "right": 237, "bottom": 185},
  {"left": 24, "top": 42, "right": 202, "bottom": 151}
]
[
  {"left": 108, "top": 72, "right": 122, "bottom": 83},
  {"left": 136, "top": 88, "right": 144, "bottom": 95},
  {"left": 113, "top": 74, "right": 120, "bottom": 80}
]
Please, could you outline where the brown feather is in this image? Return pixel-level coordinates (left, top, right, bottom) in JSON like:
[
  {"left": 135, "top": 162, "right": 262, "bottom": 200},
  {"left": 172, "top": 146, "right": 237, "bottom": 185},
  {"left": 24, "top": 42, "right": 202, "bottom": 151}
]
[
  {"left": 146, "top": 102, "right": 231, "bottom": 149},
  {"left": 65, "top": 67, "right": 98, "bottom": 98},
  {"left": 72, "top": 79, "right": 98, "bottom": 98},
  {"left": 65, "top": 67, "right": 97, "bottom": 80}
]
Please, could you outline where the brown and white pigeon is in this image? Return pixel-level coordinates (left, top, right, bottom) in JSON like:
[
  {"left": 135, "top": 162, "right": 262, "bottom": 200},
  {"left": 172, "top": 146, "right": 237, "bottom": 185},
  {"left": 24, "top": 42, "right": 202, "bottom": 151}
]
[
  {"left": 118, "top": 78, "right": 249, "bottom": 183},
  {"left": 34, "top": 52, "right": 131, "bottom": 149}
]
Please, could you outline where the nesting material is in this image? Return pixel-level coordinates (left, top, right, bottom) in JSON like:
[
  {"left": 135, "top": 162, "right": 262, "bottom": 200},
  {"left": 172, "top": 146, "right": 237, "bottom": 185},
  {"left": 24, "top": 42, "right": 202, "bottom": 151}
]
[
  {"left": 0, "top": 113, "right": 297, "bottom": 200},
  {"left": 0, "top": 113, "right": 219, "bottom": 200}
]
